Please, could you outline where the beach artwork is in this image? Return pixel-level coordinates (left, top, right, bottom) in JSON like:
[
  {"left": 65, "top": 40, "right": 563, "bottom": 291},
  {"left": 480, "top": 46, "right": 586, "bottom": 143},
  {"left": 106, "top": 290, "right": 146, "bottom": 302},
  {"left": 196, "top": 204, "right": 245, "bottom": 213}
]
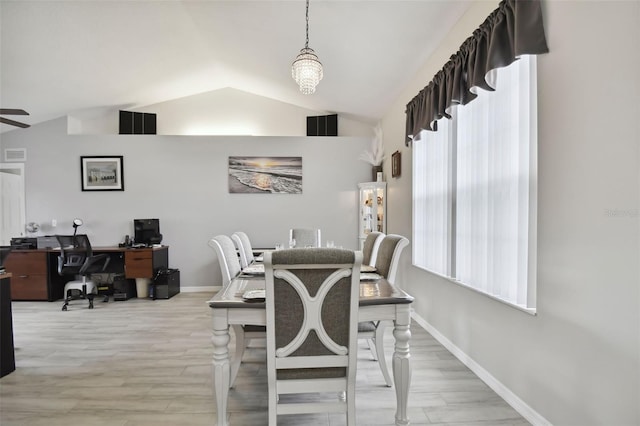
[{"left": 228, "top": 156, "right": 302, "bottom": 194}]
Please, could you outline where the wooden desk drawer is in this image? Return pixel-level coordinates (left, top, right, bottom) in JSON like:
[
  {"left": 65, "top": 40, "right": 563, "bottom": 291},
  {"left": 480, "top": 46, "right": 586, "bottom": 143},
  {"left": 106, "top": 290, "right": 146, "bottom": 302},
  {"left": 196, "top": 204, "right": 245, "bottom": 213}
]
[
  {"left": 9, "top": 274, "right": 48, "bottom": 300},
  {"left": 4, "top": 252, "right": 49, "bottom": 300},
  {"left": 125, "top": 250, "right": 153, "bottom": 278},
  {"left": 4, "top": 251, "right": 47, "bottom": 275}
]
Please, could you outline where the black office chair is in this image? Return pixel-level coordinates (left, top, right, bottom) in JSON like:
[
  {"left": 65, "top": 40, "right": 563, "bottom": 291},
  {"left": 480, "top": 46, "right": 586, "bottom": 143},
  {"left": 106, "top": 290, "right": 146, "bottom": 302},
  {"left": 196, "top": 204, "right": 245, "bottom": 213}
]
[{"left": 56, "top": 234, "right": 111, "bottom": 311}]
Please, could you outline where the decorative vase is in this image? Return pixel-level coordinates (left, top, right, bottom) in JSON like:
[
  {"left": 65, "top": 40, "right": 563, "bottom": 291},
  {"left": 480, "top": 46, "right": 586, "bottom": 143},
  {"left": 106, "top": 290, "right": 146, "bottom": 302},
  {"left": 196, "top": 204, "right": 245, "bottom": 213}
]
[{"left": 372, "top": 165, "right": 383, "bottom": 182}]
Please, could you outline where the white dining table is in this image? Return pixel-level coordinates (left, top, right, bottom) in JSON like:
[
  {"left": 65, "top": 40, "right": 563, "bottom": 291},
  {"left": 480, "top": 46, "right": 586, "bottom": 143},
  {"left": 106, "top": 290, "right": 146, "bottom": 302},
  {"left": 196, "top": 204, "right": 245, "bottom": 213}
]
[{"left": 208, "top": 276, "right": 414, "bottom": 426}]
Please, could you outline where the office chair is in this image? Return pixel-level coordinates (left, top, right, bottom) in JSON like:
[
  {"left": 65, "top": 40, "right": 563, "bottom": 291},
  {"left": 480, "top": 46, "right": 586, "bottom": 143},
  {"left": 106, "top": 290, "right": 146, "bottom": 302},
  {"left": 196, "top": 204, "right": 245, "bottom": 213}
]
[
  {"left": 56, "top": 234, "right": 111, "bottom": 311},
  {"left": 208, "top": 235, "right": 265, "bottom": 387},
  {"left": 359, "top": 234, "right": 409, "bottom": 386},
  {"left": 264, "top": 248, "right": 362, "bottom": 425},
  {"left": 289, "top": 228, "right": 321, "bottom": 248}
]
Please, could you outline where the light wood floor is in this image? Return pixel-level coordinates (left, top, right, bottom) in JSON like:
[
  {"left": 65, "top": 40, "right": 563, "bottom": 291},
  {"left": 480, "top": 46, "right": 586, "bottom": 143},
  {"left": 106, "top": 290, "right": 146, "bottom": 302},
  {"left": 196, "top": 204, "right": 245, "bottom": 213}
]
[{"left": 0, "top": 292, "right": 529, "bottom": 425}]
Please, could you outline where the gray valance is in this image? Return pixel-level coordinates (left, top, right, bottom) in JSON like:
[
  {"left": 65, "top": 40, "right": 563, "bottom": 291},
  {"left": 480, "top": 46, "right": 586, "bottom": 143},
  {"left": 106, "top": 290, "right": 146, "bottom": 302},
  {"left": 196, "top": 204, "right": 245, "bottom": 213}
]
[{"left": 405, "top": 0, "right": 549, "bottom": 145}]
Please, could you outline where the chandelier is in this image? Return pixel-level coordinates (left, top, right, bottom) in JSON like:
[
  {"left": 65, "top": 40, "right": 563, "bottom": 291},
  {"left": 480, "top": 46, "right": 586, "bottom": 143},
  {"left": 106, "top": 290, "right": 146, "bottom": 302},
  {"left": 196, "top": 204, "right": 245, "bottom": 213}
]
[{"left": 291, "top": 0, "right": 323, "bottom": 95}]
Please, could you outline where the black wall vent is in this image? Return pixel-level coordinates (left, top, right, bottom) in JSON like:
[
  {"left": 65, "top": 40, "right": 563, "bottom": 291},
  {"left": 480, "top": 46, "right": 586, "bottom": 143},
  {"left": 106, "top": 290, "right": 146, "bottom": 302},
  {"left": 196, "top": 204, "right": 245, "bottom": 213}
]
[
  {"left": 306, "top": 114, "right": 338, "bottom": 137},
  {"left": 119, "top": 110, "right": 157, "bottom": 135}
]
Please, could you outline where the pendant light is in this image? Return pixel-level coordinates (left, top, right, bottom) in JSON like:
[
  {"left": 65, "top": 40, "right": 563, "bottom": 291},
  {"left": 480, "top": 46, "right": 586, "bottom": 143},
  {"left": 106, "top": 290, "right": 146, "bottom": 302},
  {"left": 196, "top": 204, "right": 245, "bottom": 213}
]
[{"left": 291, "top": 0, "right": 323, "bottom": 95}]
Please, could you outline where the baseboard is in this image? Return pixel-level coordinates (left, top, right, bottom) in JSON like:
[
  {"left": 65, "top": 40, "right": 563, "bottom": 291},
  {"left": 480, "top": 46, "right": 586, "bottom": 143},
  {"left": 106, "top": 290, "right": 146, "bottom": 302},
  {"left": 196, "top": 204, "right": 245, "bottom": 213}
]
[
  {"left": 411, "top": 312, "right": 551, "bottom": 426},
  {"left": 180, "top": 285, "right": 220, "bottom": 293}
]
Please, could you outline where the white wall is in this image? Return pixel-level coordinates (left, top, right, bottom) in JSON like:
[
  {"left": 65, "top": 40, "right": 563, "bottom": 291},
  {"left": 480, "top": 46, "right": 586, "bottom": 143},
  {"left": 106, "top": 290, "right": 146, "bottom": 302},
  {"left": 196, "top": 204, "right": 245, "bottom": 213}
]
[
  {"left": 1, "top": 114, "right": 373, "bottom": 289},
  {"left": 69, "top": 87, "right": 374, "bottom": 137},
  {"left": 381, "top": 1, "right": 640, "bottom": 425}
]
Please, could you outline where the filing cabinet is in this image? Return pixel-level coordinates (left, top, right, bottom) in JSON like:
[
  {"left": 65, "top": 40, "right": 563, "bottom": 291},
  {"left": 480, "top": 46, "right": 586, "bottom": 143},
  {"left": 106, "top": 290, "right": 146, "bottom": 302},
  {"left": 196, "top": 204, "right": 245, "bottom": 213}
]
[{"left": 4, "top": 251, "right": 49, "bottom": 300}]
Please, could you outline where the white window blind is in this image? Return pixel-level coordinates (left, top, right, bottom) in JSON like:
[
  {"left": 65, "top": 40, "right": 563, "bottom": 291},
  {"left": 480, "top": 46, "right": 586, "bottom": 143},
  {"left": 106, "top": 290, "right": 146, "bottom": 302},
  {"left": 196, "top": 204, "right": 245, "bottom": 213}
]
[
  {"left": 412, "top": 55, "right": 537, "bottom": 311},
  {"left": 412, "top": 118, "right": 453, "bottom": 277}
]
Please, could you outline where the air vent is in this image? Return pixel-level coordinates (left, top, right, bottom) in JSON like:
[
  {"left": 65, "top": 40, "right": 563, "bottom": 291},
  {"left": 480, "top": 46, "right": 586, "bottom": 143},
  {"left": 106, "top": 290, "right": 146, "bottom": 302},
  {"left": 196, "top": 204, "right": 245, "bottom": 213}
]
[
  {"left": 4, "top": 148, "right": 26, "bottom": 162},
  {"left": 119, "top": 110, "right": 157, "bottom": 135},
  {"left": 306, "top": 114, "right": 338, "bottom": 136}
]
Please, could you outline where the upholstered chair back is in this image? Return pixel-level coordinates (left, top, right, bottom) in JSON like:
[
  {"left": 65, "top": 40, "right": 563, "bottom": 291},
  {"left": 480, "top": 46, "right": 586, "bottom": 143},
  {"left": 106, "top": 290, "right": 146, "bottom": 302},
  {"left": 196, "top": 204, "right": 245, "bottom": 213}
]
[
  {"left": 231, "top": 231, "right": 255, "bottom": 269},
  {"left": 362, "top": 231, "right": 385, "bottom": 266},
  {"left": 374, "top": 234, "right": 410, "bottom": 285},
  {"left": 289, "top": 228, "right": 321, "bottom": 248},
  {"left": 208, "top": 235, "right": 241, "bottom": 287}
]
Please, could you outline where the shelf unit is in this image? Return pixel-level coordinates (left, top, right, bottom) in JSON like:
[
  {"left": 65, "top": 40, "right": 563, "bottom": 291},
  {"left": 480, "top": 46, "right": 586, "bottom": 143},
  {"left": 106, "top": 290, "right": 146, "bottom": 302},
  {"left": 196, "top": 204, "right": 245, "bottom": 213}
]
[{"left": 358, "top": 182, "right": 387, "bottom": 249}]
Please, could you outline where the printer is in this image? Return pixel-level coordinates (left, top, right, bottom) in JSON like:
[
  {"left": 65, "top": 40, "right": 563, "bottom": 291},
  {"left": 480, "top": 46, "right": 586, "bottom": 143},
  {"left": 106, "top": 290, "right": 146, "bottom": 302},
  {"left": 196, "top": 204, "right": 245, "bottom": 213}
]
[
  {"left": 10, "top": 237, "right": 37, "bottom": 250},
  {"left": 10, "top": 236, "right": 58, "bottom": 249}
]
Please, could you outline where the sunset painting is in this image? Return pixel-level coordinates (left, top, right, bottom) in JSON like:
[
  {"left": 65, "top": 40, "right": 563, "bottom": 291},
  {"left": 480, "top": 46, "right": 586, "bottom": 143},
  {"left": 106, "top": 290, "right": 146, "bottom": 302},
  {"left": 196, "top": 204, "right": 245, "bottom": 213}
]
[{"left": 228, "top": 156, "right": 302, "bottom": 194}]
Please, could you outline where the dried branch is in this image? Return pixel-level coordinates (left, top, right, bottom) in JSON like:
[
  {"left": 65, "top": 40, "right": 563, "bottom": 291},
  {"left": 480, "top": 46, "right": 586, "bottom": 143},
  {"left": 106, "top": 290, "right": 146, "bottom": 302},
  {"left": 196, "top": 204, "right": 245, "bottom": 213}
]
[{"left": 359, "top": 123, "right": 384, "bottom": 166}]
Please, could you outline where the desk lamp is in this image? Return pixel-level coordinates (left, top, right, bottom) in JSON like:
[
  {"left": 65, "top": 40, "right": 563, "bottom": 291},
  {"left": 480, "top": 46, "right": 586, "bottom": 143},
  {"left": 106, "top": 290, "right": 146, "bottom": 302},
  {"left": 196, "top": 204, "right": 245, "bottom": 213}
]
[{"left": 72, "top": 218, "right": 83, "bottom": 236}]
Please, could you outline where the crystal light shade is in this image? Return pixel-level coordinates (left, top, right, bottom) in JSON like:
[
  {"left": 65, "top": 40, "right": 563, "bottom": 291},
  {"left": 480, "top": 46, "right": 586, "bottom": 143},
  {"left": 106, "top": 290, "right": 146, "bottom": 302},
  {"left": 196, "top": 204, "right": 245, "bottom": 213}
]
[{"left": 292, "top": 47, "right": 323, "bottom": 95}]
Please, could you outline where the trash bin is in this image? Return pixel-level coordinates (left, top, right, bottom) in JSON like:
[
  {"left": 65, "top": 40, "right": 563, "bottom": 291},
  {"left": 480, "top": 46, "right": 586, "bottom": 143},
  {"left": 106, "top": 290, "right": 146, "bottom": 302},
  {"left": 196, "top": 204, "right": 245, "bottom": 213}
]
[{"left": 135, "top": 278, "right": 150, "bottom": 298}]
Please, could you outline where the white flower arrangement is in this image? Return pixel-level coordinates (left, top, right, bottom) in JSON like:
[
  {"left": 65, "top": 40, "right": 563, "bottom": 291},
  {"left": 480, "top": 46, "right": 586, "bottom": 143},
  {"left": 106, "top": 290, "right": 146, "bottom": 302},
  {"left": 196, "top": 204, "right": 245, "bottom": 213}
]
[{"left": 359, "top": 123, "right": 384, "bottom": 166}]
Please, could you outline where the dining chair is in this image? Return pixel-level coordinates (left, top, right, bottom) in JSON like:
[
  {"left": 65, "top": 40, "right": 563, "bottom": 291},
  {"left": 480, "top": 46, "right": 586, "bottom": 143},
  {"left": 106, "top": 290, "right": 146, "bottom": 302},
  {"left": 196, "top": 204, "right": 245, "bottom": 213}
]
[
  {"left": 359, "top": 234, "right": 410, "bottom": 387},
  {"left": 289, "top": 228, "right": 321, "bottom": 248},
  {"left": 208, "top": 234, "right": 265, "bottom": 387},
  {"left": 362, "top": 231, "right": 385, "bottom": 267},
  {"left": 358, "top": 231, "right": 385, "bottom": 365},
  {"left": 264, "top": 247, "right": 362, "bottom": 425},
  {"left": 231, "top": 231, "right": 256, "bottom": 269}
]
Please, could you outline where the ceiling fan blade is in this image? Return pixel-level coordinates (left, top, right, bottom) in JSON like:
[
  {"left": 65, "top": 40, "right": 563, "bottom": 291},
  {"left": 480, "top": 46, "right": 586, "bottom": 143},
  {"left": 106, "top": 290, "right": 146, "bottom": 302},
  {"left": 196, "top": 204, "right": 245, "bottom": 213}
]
[
  {"left": 0, "top": 109, "right": 29, "bottom": 116},
  {"left": 0, "top": 117, "right": 30, "bottom": 128}
]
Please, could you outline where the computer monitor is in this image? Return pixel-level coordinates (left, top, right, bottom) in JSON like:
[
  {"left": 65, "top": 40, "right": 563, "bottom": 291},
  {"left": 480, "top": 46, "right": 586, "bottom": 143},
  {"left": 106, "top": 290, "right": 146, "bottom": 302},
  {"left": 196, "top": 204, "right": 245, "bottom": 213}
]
[{"left": 133, "top": 219, "right": 162, "bottom": 246}]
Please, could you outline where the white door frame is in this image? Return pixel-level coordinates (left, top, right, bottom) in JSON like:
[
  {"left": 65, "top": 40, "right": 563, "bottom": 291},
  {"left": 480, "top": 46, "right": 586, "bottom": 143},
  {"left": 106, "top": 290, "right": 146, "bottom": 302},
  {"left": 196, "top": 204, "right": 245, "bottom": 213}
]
[{"left": 0, "top": 163, "right": 26, "bottom": 245}]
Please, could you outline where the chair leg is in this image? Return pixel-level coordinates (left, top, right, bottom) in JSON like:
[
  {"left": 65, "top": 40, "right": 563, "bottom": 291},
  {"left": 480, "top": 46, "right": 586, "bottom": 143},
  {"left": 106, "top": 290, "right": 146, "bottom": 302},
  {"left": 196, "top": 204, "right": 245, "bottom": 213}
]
[
  {"left": 62, "top": 290, "right": 70, "bottom": 311},
  {"left": 268, "top": 389, "right": 278, "bottom": 426},
  {"left": 230, "top": 325, "right": 245, "bottom": 388},
  {"left": 346, "top": 385, "right": 356, "bottom": 425},
  {"left": 81, "top": 284, "right": 95, "bottom": 309},
  {"left": 367, "top": 338, "right": 378, "bottom": 361},
  {"left": 374, "top": 321, "right": 393, "bottom": 387}
]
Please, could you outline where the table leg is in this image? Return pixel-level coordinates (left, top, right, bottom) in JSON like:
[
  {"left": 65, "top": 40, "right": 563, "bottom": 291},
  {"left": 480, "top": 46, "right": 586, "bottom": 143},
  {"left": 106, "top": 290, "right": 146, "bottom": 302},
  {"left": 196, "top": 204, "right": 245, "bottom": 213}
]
[
  {"left": 392, "top": 305, "right": 412, "bottom": 426},
  {"left": 212, "top": 309, "right": 231, "bottom": 426}
]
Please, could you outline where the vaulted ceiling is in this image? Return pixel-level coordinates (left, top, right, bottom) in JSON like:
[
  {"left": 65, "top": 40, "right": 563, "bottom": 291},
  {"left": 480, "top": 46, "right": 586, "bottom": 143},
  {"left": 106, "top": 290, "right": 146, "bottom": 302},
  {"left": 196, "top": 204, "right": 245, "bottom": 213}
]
[{"left": 0, "top": 0, "right": 472, "bottom": 133}]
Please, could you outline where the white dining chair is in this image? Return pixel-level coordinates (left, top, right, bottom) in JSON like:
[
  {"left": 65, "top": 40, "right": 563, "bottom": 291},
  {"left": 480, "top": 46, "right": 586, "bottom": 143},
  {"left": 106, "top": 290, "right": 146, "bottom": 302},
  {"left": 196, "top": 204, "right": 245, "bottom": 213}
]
[
  {"left": 362, "top": 231, "right": 385, "bottom": 267},
  {"left": 208, "top": 234, "right": 265, "bottom": 387},
  {"left": 231, "top": 231, "right": 257, "bottom": 269},
  {"left": 264, "top": 247, "right": 362, "bottom": 425},
  {"left": 289, "top": 228, "right": 321, "bottom": 248},
  {"left": 359, "top": 234, "right": 409, "bottom": 387}
]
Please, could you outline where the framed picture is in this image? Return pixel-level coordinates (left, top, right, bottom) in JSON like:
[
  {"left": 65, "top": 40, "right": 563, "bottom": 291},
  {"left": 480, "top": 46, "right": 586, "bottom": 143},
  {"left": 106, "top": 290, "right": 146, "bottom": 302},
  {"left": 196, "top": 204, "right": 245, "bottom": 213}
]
[
  {"left": 228, "top": 156, "right": 302, "bottom": 194},
  {"left": 80, "top": 156, "right": 124, "bottom": 191},
  {"left": 392, "top": 150, "right": 401, "bottom": 178}
]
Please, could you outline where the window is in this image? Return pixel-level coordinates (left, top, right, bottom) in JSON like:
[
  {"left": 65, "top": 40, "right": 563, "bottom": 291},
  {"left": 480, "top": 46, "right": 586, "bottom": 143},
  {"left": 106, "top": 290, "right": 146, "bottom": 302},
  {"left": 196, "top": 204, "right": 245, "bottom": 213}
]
[{"left": 412, "top": 56, "right": 537, "bottom": 312}]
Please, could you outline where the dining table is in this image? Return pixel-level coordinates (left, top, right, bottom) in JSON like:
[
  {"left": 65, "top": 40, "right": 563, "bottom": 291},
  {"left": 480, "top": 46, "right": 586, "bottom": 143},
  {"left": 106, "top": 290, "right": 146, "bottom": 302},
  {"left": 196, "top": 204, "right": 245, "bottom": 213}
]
[{"left": 207, "top": 272, "right": 415, "bottom": 426}]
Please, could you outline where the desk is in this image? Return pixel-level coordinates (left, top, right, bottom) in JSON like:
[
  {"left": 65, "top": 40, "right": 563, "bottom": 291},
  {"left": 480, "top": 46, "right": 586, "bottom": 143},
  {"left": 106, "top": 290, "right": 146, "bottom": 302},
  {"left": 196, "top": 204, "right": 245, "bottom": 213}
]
[
  {"left": 4, "top": 246, "right": 169, "bottom": 301},
  {"left": 208, "top": 277, "right": 414, "bottom": 426},
  {"left": 1, "top": 273, "right": 16, "bottom": 377}
]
